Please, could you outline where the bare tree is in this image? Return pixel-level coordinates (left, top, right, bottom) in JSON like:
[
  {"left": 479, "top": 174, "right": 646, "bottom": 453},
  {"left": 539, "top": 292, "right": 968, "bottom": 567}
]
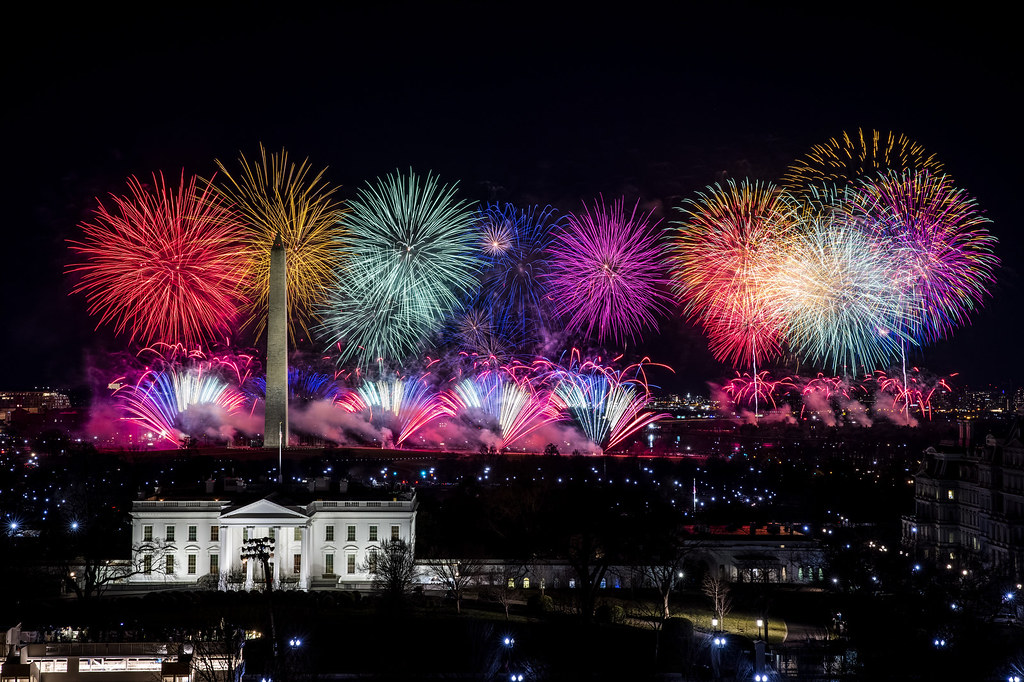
[
  {"left": 424, "top": 557, "right": 483, "bottom": 614},
  {"left": 363, "top": 538, "right": 416, "bottom": 601},
  {"left": 639, "top": 531, "right": 701, "bottom": 621},
  {"left": 487, "top": 562, "right": 530, "bottom": 621},
  {"left": 702, "top": 573, "right": 733, "bottom": 625},
  {"left": 187, "top": 621, "right": 244, "bottom": 682},
  {"left": 60, "top": 538, "right": 176, "bottom": 599}
]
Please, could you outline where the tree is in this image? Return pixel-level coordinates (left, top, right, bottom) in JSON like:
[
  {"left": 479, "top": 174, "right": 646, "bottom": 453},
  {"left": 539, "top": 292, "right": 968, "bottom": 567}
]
[
  {"left": 637, "top": 525, "right": 700, "bottom": 621},
  {"left": 487, "top": 561, "right": 530, "bottom": 621},
  {"left": 702, "top": 573, "right": 733, "bottom": 625},
  {"left": 363, "top": 537, "right": 416, "bottom": 602},
  {"left": 424, "top": 557, "right": 483, "bottom": 614},
  {"left": 544, "top": 443, "right": 559, "bottom": 456}
]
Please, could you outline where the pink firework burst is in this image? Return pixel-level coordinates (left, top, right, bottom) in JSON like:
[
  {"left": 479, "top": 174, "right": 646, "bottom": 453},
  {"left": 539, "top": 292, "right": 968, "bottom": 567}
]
[
  {"left": 546, "top": 197, "right": 672, "bottom": 345},
  {"left": 68, "top": 172, "right": 249, "bottom": 347}
]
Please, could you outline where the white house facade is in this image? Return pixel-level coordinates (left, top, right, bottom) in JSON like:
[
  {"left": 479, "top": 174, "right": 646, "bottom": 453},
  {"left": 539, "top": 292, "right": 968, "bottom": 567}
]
[{"left": 128, "top": 492, "right": 417, "bottom": 591}]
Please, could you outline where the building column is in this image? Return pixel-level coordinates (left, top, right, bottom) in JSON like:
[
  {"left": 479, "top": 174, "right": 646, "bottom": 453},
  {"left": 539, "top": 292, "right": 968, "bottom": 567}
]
[
  {"left": 273, "top": 526, "right": 281, "bottom": 589},
  {"left": 299, "top": 524, "right": 311, "bottom": 590},
  {"left": 219, "top": 525, "right": 230, "bottom": 591},
  {"left": 245, "top": 527, "right": 254, "bottom": 590}
]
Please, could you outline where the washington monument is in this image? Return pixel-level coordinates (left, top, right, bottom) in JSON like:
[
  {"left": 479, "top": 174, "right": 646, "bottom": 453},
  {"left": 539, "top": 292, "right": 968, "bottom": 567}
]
[{"left": 265, "top": 232, "right": 288, "bottom": 448}]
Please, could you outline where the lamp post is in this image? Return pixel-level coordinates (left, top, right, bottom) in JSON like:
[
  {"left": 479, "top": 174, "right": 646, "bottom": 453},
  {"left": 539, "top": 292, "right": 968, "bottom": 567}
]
[{"left": 756, "top": 618, "right": 764, "bottom": 640}]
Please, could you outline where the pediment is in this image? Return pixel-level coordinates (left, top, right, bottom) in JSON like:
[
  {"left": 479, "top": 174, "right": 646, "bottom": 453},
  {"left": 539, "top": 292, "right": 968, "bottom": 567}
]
[{"left": 220, "top": 498, "right": 308, "bottom": 523}]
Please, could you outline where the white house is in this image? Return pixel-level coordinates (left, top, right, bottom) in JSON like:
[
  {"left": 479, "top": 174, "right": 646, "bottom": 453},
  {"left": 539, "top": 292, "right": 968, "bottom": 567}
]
[{"left": 128, "top": 491, "right": 417, "bottom": 591}]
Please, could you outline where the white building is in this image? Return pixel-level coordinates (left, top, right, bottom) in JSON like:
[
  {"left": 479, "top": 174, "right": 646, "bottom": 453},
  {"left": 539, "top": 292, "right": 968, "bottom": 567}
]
[{"left": 128, "top": 491, "right": 417, "bottom": 591}]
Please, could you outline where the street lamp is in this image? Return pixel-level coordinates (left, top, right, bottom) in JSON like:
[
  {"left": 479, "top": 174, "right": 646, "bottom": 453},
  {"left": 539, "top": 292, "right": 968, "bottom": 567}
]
[
  {"left": 711, "top": 618, "right": 719, "bottom": 630},
  {"left": 756, "top": 618, "right": 764, "bottom": 640}
]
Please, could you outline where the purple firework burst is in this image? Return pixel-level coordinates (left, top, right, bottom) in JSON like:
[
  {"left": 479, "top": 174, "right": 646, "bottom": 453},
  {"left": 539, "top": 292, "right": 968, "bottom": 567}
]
[{"left": 547, "top": 197, "right": 672, "bottom": 344}]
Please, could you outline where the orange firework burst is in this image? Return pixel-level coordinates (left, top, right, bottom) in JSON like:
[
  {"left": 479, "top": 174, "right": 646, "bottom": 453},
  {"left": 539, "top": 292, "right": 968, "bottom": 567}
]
[{"left": 214, "top": 145, "right": 345, "bottom": 344}]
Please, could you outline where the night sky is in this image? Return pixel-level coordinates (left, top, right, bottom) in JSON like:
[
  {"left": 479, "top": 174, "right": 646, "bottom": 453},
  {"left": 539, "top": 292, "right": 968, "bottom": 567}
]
[{"left": 2, "top": 5, "right": 1018, "bottom": 396}]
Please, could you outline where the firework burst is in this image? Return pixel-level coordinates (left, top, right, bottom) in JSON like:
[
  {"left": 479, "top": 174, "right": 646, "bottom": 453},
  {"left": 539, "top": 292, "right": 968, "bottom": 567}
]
[
  {"left": 319, "top": 170, "right": 480, "bottom": 365},
  {"left": 671, "top": 180, "right": 798, "bottom": 368},
  {"left": 546, "top": 197, "right": 671, "bottom": 345},
  {"left": 771, "top": 209, "right": 910, "bottom": 373},
  {"left": 782, "top": 128, "right": 944, "bottom": 191},
  {"left": 68, "top": 172, "right": 248, "bottom": 347},
  {"left": 475, "top": 203, "right": 559, "bottom": 345},
  {"left": 845, "top": 171, "right": 998, "bottom": 344},
  {"left": 214, "top": 145, "right": 344, "bottom": 343}
]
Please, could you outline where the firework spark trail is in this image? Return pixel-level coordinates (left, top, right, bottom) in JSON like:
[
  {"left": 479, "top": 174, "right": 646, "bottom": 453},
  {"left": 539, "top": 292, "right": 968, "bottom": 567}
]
[
  {"left": 337, "top": 377, "right": 447, "bottom": 447},
  {"left": 440, "top": 370, "right": 562, "bottom": 449},
  {"left": 867, "top": 369, "right": 952, "bottom": 420},
  {"left": 845, "top": 171, "right": 999, "bottom": 345},
  {"left": 547, "top": 197, "right": 672, "bottom": 345},
  {"left": 546, "top": 354, "right": 668, "bottom": 451},
  {"left": 782, "top": 128, "right": 945, "bottom": 191},
  {"left": 214, "top": 145, "right": 345, "bottom": 343},
  {"left": 319, "top": 170, "right": 480, "bottom": 366},
  {"left": 245, "top": 367, "right": 342, "bottom": 406},
  {"left": 117, "top": 366, "right": 246, "bottom": 445},
  {"left": 68, "top": 172, "right": 249, "bottom": 347},
  {"left": 671, "top": 180, "right": 798, "bottom": 369},
  {"left": 721, "top": 372, "right": 796, "bottom": 410}
]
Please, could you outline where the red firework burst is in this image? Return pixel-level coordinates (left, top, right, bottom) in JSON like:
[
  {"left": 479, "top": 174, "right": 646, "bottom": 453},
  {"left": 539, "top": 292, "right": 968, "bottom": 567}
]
[{"left": 68, "top": 172, "right": 249, "bottom": 347}]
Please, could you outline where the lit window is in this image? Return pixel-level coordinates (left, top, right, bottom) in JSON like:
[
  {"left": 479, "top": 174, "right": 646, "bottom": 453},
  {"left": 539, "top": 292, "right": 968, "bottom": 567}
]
[
  {"left": 347, "top": 554, "right": 356, "bottom": 574},
  {"left": 243, "top": 528, "right": 249, "bottom": 541},
  {"left": 269, "top": 528, "right": 275, "bottom": 541},
  {"left": 325, "top": 525, "right": 334, "bottom": 542},
  {"left": 293, "top": 554, "right": 301, "bottom": 574},
  {"left": 325, "top": 554, "right": 334, "bottom": 575},
  {"left": 210, "top": 526, "right": 219, "bottom": 542},
  {"left": 523, "top": 577, "right": 530, "bottom": 589},
  {"left": 508, "top": 578, "right": 516, "bottom": 589},
  {"left": 188, "top": 526, "right": 197, "bottom": 542},
  {"left": 369, "top": 525, "right": 378, "bottom": 542},
  {"left": 166, "top": 526, "right": 175, "bottom": 542},
  {"left": 166, "top": 555, "right": 175, "bottom": 574},
  {"left": 368, "top": 549, "right": 378, "bottom": 572},
  {"left": 187, "top": 555, "right": 197, "bottom": 574},
  {"left": 391, "top": 525, "right": 400, "bottom": 541},
  {"left": 210, "top": 555, "right": 219, "bottom": 575},
  {"left": 948, "top": 489, "right": 955, "bottom": 500},
  {"left": 347, "top": 525, "right": 356, "bottom": 542},
  {"left": 143, "top": 525, "right": 153, "bottom": 542},
  {"left": 294, "top": 527, "right": 302, "bottom": 541}
]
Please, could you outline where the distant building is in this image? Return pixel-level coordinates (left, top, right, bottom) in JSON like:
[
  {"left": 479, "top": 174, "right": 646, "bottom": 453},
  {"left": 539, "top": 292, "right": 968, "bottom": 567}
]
[
  {"left": 0, "top": 391, "right": 71, "bottom": 424},
  {"left": 0, "top": 640, "right": 241, "bottom": 682},
  {"left": 903, "top": 421, "right": 1024, "bottom": 581},
  {"left": 127, "top": 488, "right": 417, "bottom": 591}
]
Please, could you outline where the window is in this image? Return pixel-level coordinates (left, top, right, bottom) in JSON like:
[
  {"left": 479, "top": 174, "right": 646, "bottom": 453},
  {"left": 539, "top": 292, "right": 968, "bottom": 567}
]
[
  {"left": 391, "top": 525, "right": 400, "bottom": 541},
  {"left": 294, "top": 527, "right": 302, "bottom": 541},
  {"left": 210, "top": 554, "right": 219, "bottom": 575},
  {"left": 166, "top": 555, "right": 175, "bottom": 574},
  {"left": 369, "top": 525, "right": 378, "bottom": 542},
  {"left": 144, "top": 555, "right": 152, "bottom": 574},
  {"left": 143, "top": 525, "right": 153, "bottom": 542},
  {"left": 368, "top": 549, "right": 378, "bottom": 572},
  {"left": 325, "top": 554, "right": 334, "bottom": 575},
  {"left": 293, "top": 554, "right": 301, "bottom": 574},
  {"left": 347, "top": 554, "right": 356, "bottom": 574},
  {"left": 508, "top": 578, "right": 516, "bottom": 589},
  {"left": 600, "top": 578, "right": 607, "bottom": 589},
  {"left": 948, "top": 489, "right": 955, "bottom": 500},
  {"left": 166, "top": 525, "right": 175, "bottom": 542},
  {"left": 325, "top": 525, "right": 334, "bottom": 542},
  {"left": 269, "top": 528, "right": 276, "bottom": 541},
  {"left": 210, "top": 526, "right": 219, "bottom": 542},
  {"left": 243, "top": 528, "right": 249, "bottom": 541},
  {"left": 188, "top": 526, "right": 197, "bottom": 542},
  {"left": 187, "top": 555, "right": 197, "bottom": 574},
  {"left": 523, "top": 577, "right": 530, "bottom": 589},
  {"left": 347, "top": 525, "right": 356, "bottom": 542}
]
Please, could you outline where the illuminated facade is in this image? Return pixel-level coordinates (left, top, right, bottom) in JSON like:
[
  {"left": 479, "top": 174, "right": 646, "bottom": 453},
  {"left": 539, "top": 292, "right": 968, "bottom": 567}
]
[
  {"left": 128, "top": 492, "right": 417, "bottom": 591},
  {"left": 904, "top": 422, "right": 1024, "bottom": 580}
]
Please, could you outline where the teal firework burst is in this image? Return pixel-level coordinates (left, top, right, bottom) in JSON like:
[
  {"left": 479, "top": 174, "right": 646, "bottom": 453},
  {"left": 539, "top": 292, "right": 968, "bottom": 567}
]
[{"left": 318, "top": 170, "right": 480, "bottom": 365}]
